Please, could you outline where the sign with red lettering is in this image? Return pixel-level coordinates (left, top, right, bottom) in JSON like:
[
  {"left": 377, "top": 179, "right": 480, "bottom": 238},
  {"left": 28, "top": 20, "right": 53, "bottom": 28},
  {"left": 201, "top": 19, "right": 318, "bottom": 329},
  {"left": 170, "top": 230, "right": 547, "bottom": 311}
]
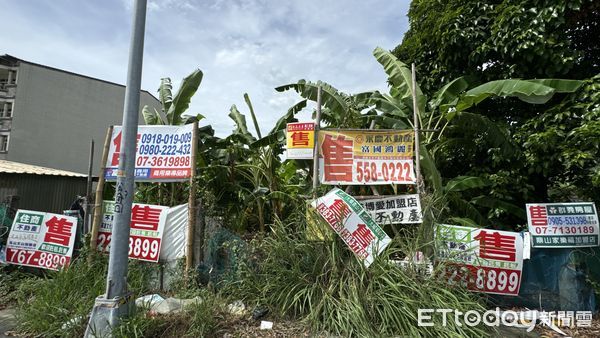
[
  {"left": 105, "top": 124, "right": 194, "bottom": 182},
  {"left": 286, "top": 122, "right": 315, "bottom": 159},
  {"left": 526, "top": 202, "right": 599, "bottom": 248},
  {"left": 317, "top": 130, "right": 415, "bottom": 185},
  {"left": 6, "top": 210, "right": 78, "bottom": 271},
  {"left": 97, "top": 201, "right": 168, "bottom": 262},
  {"left": 435, "top": 224, "right": 524, "bottom": 296},
  {"left": 310, "top": 188, "right": 392, "bottom": 267}
]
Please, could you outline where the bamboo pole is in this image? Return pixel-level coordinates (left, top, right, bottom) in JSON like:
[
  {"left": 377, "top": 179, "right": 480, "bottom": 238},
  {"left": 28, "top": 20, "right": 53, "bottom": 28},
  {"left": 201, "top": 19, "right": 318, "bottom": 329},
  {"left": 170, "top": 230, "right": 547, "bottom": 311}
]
[
  {"left": 311, "top": 86, "right": 322, "bottom": 199},
  {"left": 89, "top": 126, "right": 113, "bottom": 253},
  {"left": 185, "top": 121, "right": 199, "bottom": 273},
  {"left": 411, "top": 64, "right": 422, "bottom": 192},
  {"left": 85, "top": 139, "right": 94, "bottom": 234}
]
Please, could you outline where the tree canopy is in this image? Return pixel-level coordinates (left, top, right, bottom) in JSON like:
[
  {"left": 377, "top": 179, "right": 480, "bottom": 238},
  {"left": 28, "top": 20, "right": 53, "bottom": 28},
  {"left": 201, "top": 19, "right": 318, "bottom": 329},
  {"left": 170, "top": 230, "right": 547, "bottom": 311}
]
[
  {"left": 394, "top": 0, "right": 600, "bottom": 92},
  {"left": 391, "top": 0, "right": 600, "bottom": 229}
]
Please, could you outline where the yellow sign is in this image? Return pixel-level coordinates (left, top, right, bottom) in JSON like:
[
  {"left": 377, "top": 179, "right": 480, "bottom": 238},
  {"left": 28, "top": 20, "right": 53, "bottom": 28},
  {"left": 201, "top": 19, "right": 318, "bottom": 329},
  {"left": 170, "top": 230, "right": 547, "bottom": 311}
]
[
  {"left": 317, "top": 129, "right": 415, "bottom": 185},
  {"left": 318, "top": 130, "right": 413, "bottom": 159},
  {"left": 286, "top": 122, "right": 315, "bottom": 159}
]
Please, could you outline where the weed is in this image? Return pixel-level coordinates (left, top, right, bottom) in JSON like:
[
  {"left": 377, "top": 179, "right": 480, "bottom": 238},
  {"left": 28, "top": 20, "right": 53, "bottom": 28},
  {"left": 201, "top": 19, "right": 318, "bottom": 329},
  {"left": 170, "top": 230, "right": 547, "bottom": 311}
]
[
  {"left": 223, "top": 214, "right": 490, "bottom": 337},
  {"left": 15, "top": 250, "right": 157, "bottom": 337}
]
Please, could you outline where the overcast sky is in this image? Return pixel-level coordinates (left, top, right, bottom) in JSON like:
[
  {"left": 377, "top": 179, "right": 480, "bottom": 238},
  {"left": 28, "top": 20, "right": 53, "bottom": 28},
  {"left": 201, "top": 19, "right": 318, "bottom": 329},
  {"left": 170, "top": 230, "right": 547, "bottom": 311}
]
[{"left": 0, "top": 0, "right": 409, "bottom": 137}]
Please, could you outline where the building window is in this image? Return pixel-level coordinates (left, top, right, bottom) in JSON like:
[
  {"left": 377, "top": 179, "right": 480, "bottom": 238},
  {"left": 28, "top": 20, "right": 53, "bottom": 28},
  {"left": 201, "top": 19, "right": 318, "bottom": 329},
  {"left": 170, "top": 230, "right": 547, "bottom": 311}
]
[
  {"left": 0, "top": 134, "right": 8, "bottom": 152},
  {"left": 0, "top": 102, "right": 11, "bottom": 118}
]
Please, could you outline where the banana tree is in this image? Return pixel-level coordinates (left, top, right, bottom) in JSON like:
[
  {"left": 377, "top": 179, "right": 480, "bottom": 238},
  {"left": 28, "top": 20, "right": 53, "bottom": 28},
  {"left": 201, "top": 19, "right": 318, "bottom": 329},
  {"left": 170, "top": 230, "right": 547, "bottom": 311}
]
[
  {"left": 368, "top": 47, "right": 582, "bottom": 226},
  {"left": 136, "top": 69, "right": 204, "bottom": 206},
  {"left": 142, "top": 69, "right": 204, "bottom": 126}
]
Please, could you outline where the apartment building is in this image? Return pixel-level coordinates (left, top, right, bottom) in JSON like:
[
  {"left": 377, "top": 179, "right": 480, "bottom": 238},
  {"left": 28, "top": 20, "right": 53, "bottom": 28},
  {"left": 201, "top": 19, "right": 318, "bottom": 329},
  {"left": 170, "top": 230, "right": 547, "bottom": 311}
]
[{"left": 0, "top": 54, "right": 160, "bottom": 173}]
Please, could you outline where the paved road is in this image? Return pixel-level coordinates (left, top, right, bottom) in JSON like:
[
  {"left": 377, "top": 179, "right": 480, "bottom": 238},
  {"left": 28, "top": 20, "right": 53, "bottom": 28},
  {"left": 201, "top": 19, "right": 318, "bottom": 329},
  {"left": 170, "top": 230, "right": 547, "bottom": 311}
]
[{"left": 0, "top": 308, "right": 16, "bottom": 338}]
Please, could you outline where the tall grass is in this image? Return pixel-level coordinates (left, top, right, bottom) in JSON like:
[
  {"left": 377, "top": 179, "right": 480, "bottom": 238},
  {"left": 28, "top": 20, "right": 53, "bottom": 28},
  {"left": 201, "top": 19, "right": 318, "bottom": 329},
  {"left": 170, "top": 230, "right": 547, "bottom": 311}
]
[
  {"left": 223, "top": 211, "right": 490, "bottom": 337},
  {"left": 15, "top": 250, "right": 157, "bottom": 337}
]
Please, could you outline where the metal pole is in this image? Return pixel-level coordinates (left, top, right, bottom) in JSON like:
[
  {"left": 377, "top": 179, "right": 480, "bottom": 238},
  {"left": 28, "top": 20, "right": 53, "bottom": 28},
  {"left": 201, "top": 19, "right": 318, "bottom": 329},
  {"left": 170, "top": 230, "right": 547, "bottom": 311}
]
[
  {"left": 85, "top": 140, "right": 94, "bottom": 234},
  {"left": 86, "top": 0, "right": 146, "bottom": 335},
  {"left": 105, "top": 0, "right": 146, "bottom": 299},
  {"left": 411, "top": 64, "right": 421, "bottom": 191},
  {"left": 312, "top": 85, "right": 322, "bottom": 199},
  {"left": 185, "top": 121, "right": 199, "bottom": 275}
]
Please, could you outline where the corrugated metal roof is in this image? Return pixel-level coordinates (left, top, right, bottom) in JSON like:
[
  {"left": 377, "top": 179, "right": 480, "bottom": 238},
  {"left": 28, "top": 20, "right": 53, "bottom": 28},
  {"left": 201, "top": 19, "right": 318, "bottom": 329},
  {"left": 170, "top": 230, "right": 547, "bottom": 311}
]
[{"left": 0, "top": 160, "right": 88, "bottom": 177}]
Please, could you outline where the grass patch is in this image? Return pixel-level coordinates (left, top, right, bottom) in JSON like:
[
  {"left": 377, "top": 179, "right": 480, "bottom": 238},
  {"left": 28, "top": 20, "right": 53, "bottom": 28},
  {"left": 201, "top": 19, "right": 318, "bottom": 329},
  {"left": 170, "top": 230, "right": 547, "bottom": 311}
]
[
  {"left": 222, "top": 215, "right": 491, "bottom": 337},
  {"left": 113, "top": 288, "right": 227, "bottom": 338},
  {"left": 15, "top": 251, "right": 157, "bottom": 337},
  {"left": 0, "top": 267, "right": 35, "bottom": 310}
]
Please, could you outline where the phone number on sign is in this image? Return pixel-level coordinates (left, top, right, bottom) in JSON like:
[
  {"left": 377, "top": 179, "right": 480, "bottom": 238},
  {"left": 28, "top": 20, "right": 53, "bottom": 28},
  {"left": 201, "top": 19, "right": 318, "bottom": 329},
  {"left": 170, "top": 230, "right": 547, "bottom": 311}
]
[
  {"left": 136, "top": 155, "right": 190, "bottom": 167},
  {"left": 548, "top": 216, "right": 597, "bottom": 226},
  {"left": 97, "top": 233, "right": 161, "bottom": 261},
  {"left": 140, "top": 132, "right": 192, "bottom": 145},
  {"left": 446, "top": 265, "right": 520, "bottom": 295},
  {"left": 355, "top": 160, "right": 414, "bottom": 183},
  {"left": 534, "top": 225, "right": 596, "bottom": 235},
  {"left": 139, "top": 144, "right": 191, "bottom": 156},
  {"left": 6, "top": 248, "right": 69, "bottom": 270}
]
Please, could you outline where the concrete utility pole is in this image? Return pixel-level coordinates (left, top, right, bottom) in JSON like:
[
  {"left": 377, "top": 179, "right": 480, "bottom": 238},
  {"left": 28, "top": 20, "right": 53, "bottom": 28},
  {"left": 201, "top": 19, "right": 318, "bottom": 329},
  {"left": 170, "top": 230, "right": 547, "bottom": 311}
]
[{"left": 85, "top": 0, "right": 147, "bottom": 336}]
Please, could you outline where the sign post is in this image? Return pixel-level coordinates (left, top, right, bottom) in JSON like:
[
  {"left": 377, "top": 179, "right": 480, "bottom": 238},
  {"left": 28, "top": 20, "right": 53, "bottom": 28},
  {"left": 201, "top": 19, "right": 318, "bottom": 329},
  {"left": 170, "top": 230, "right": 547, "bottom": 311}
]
[
  {"left": 312, "top": 86, "right": 322, "bottom": 199},
  {"left": 90, "top": 126, "right": 113, "bottom": 254}
]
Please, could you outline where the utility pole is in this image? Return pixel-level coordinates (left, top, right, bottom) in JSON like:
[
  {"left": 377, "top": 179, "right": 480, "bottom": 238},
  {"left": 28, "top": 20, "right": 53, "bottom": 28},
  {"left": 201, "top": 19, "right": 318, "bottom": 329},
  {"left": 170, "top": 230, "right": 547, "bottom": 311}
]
[{"left": 85, "top": 0, "right": 147, "bottom": 336}]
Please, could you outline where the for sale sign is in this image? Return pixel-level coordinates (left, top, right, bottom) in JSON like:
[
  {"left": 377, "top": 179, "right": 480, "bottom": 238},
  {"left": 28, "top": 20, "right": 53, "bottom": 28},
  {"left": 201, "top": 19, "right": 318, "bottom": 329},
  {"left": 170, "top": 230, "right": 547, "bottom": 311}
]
[
  {"left": 6, "top": 210, "right": 78, "bottom": 271},
  {"left": 311, "top": 188, "right": 392, "bottom": 267},
  {"left": 526, "top": 202, "right": 599, "bottom": 248},
  {"left": 105, "top": 124, "right": 194, "bottom": 182},
  {"left": 359, "top": 194, "right": 422, "bottom": 225},
  {"left": 97, "top": 201, "right": 168, "bottom": 262},
  {"left": 317, "top": 130, "right": 415, "bottom": 185},
  {"left": 435, "top": 224, "right": 524, "bottom": 296},
  {"left": 286, "top": 122, "right": 315, "bottom": 159}
]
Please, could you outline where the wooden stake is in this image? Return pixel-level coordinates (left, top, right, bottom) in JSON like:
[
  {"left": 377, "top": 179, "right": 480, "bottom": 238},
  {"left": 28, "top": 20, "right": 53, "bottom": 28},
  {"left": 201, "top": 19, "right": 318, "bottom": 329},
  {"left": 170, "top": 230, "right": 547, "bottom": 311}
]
[
  {"left": 85, "top": 139, "right": 94, "bottom": 234},
  {"left": 411, "top": 64, "right": 422, "bottom": 192},
  {"left": 89, "top": 126, "right": 113, "bottom": 254},
  {"left": 185, "top": 121, "right": 199, "bottom": 274}
]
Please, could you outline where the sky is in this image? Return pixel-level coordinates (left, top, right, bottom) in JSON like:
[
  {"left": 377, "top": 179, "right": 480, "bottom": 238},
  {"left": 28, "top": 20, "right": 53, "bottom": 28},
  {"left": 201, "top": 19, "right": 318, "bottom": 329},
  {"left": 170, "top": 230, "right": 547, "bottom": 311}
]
[{"left": 0, "top": 0, "right": 410, "bottom": 137}]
